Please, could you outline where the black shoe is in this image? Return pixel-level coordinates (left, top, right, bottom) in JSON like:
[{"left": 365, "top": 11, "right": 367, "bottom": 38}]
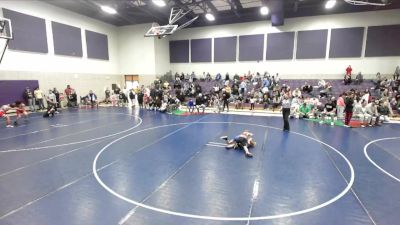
[
  {"left": 220, "top": 136, "right": 228, "bottom": 141},
  {"left": 13, "top": 121, "right": 18, "bottom": 126}
]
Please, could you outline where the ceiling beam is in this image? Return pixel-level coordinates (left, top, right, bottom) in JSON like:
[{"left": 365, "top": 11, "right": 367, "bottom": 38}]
[
  {"left": 227, "top": 0, "right": 242, "bottom": 17},
  {"left": 82, "top": 0, "right": 134, "bottom": 24},
  {"left": 204, "top": 0, "right": 218, "bottom": 13}
]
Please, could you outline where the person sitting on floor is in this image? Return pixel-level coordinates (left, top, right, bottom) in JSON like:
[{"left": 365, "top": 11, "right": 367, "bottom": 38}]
[
  {"left": 43, "top": 104, "right": 56, "bottom": 118},
  {"left": 301, "top": 82, "right": 313, "bottom": 94},
  {"left": 220, "top": 130, "right": 256, "bottom": 157},
  {"left": 87, "top": 90, "right": 98, "bottom": 108},
  {"left": 299, "top": 102, "right": 313, "bottom": 119},
  {"left": 355, "top": 72, "right": 363, "bottom": 85},
  {"left": 354, "top": 99, "right": 372, "bottom": 127},
  {"left": 319, "top": 98, "right": 336, "bottom": 125}
]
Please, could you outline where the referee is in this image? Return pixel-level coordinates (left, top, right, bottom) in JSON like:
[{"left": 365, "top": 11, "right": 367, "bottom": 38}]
[{"left": 281, "top": 93, "right": 291, "bottom": 131}]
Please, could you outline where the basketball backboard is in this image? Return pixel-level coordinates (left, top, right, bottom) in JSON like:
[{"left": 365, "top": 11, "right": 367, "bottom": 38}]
[{"left": 144, "top": 24, "right": 178, "bottom": 38}]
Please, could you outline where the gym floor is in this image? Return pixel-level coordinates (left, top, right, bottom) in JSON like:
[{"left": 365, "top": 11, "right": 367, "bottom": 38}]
[{"left": 0, "top": 108, "right": 399, "bottom": 225}]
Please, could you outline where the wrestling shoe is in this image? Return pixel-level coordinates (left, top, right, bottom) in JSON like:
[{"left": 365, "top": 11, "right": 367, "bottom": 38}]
[
  {"left": 6, "top": 125, "right": 14, "bottom": 128},
  {"left": 245, "top": 152, "right": 253, "bottom": 158},
  {"left": 220, "top": 136, "right": 228, "bottom": 141}
]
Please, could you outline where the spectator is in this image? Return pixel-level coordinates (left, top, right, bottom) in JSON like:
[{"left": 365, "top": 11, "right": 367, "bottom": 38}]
[
  {"left": 394, "top": 66, "right": 399, "bottom": 81},
  {"left": 87, "top": 90, "right": 98, "bottom": 108},
  {"left": 222, "top": 89, "right": 230, "bottom": 112},
  {"left": 104, "top": 88, "right": 111, "bottom": 104},
  {"left": 344, "top": 92, "right": 354, "bottom": 126},
  {"left": 346, "top": 65, "right": 352, "bottom": 76},
  {"left": 225, "top": 73, "right": 230, "bottom": 81},
  {"left": 377, "top": 101, "right": 391, "bottom": 122},
  {"left": 195, "top": 93, "right": 206, "bottom": 114},
  {"left": 215, "top": 73, "right": 221, "bottom": 81},
  {"left": 65, "top": 85, "right": 74, "bottom": 107},
  {"left": 301, "top": 82, "right": 313, "bottom": 94},
  {"left": 23, "top": 87, "right": 35, "bottom": 112},
  {"left": 187, "top": 99, "right": 195, "bottom": 113},
  {"left": 344, "top": 65, "right": 352, "bottom": 85},
  {"left": 354, "top": 99, "right": 372, "bottom": 126},
  {"left": 336, "top": 93, "right": 345, "bottom": 120},
  {"left": 68, "top": 90, "right": 78, "bottom": 107},
  {"left": 206, "top": 72, "right": 212, "bottom": 82},
  {"left": 129, "top": 89, "right": 136, "bottom": 108},
  {"left": 46, "top": 90, "right": 59, "bottom": 113},
  {"left": 53, "top": 88, "right": 60, "bottom": 109},
  {"left": 355, "top": 72, "right": 363, "bottom": 85},
  {"left": 299, "top": 102, "right": 312, "bottom": 118},
  {"left": 34, "top": 87, "right": 45, "bottom": 110},
  {"left": 320, "top": 98, "right": 336, "bottom": 125},
  {"left": 366, "top": 100, "right": 381, "bottom": 126}
]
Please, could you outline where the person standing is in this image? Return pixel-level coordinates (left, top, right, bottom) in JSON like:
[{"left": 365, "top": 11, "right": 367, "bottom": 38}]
[
  {"left": 282, "top": 93, "right": 291, "bottom": 132},
  {"left": 129, "top": 89, "right": 136, "bottom": 108},
  {"left": 23, "top": 87, "right": 35, "bottom": 112},
  {"left": 336, "top": 93, "right": 345, "bottom": 120},
  {"left": 222, "top": 88, "right": 230, "bottom": 112},
  {"left": 104, "top": 88, "right": 111, "bottom": 104},
  {"left": 344, "top": 92, "right": 354, "bottom": 127},
  {"left": 53, "top": 88, "right": 60, "bottom": 109},
  {"left": 34, "top": 87, "right": 45, "bottom": 110},
  {"left": 64, "top": 85, "right": 74, "bottom": 107}
]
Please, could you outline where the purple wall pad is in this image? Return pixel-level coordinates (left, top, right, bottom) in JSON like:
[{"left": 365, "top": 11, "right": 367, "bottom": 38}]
[
  {"left": 365, "top": 24, "right": 400, "bottom": 57},
  {"left": 0, "top": 80, "right": 39, "bottom": 105},
  {"left": 214, "top": 36, "right": 237, "bottom": 62},
  {"left": 52, "top": 21, "right": 83, "bottom": 57},
  {"left": 2, "top": 8, "right": 48, "bottom": 53},
  {"left": 329, "top": 27, "right": 364, "bottom": 58},
  {"left": 191, "top": 38, "right": 212, "bottom": 62},
  {"left": 239, "top": 34, "right": 264, "bottom": 61},
  {"left": 266, "top": 32, "right": 295, "bottom": 60},
  {"left": 170, "top": 40, "right": 189, "bottom": 63},
  {"left": 86, "top": 30, "right": 109, "bottom": 60},
  {"left": 296, "top": 29, "right": 328, "bottom": 59}
]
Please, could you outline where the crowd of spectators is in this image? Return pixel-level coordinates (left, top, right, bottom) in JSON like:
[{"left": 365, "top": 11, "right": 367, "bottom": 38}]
[
  {"left": 2, "top": 65, "right": 400, "bottom": 128},
  {"left": 131, "top": 65, "right": 400, "bottom": 126}
]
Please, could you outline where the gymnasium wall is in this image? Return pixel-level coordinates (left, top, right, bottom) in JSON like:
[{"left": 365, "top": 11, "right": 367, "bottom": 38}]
[
  {"left": 117, "top": 23, "right": 170, "bottom": 84},
  {"left": 0, "top": 71, "right": 124, "bottom": 100},
  {"left": 169, "top": 9, "right": 400, "bottom": 79},
  {"left": 0, "top": 1, "right": 118, "bottom": 74},
  {"left": 0, "top": 0, "right": 122, "bottom": 99}
]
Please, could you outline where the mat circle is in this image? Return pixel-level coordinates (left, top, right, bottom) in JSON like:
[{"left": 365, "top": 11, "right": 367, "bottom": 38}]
[{"left": 93, "top": 121, "right": 355, "bottom": 221}]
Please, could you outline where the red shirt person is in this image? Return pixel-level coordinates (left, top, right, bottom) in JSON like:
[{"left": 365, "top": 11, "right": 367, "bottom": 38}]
[
  {"left": 346, "top": 65, "right": 352, "bottom": 76},
  {"left": 65, "top": 85, "right": 74, "bottom": 96}
]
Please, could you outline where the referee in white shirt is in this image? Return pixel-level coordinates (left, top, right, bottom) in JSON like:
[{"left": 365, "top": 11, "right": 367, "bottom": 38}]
[{"left": 282, "top": 93, "right": 291, "bottom": 131}]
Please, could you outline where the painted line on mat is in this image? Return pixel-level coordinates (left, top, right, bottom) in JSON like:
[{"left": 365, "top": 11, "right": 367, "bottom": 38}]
[
  {"left": 0, "top": 113, "right": 142, "bottom": 153},
  {"left": 364, "top": 137, "right": 400, "bottom": 182}
]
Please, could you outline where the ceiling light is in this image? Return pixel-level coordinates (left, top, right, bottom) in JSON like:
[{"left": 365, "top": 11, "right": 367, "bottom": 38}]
[
  {"left": 325, "top": 0, "right": 337, "bottom": 9},
  {"left": 260, "top": 6, "right": 269, "bottom": 15},
  {"left": 205, "top": 13, "right": 215, "bottom": 21},
  {"left": 152, "top": 0, "right": 166, "bottom": 7},
  {"left": 100, "top": 5, "right": 117, "bottom": 14}
]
